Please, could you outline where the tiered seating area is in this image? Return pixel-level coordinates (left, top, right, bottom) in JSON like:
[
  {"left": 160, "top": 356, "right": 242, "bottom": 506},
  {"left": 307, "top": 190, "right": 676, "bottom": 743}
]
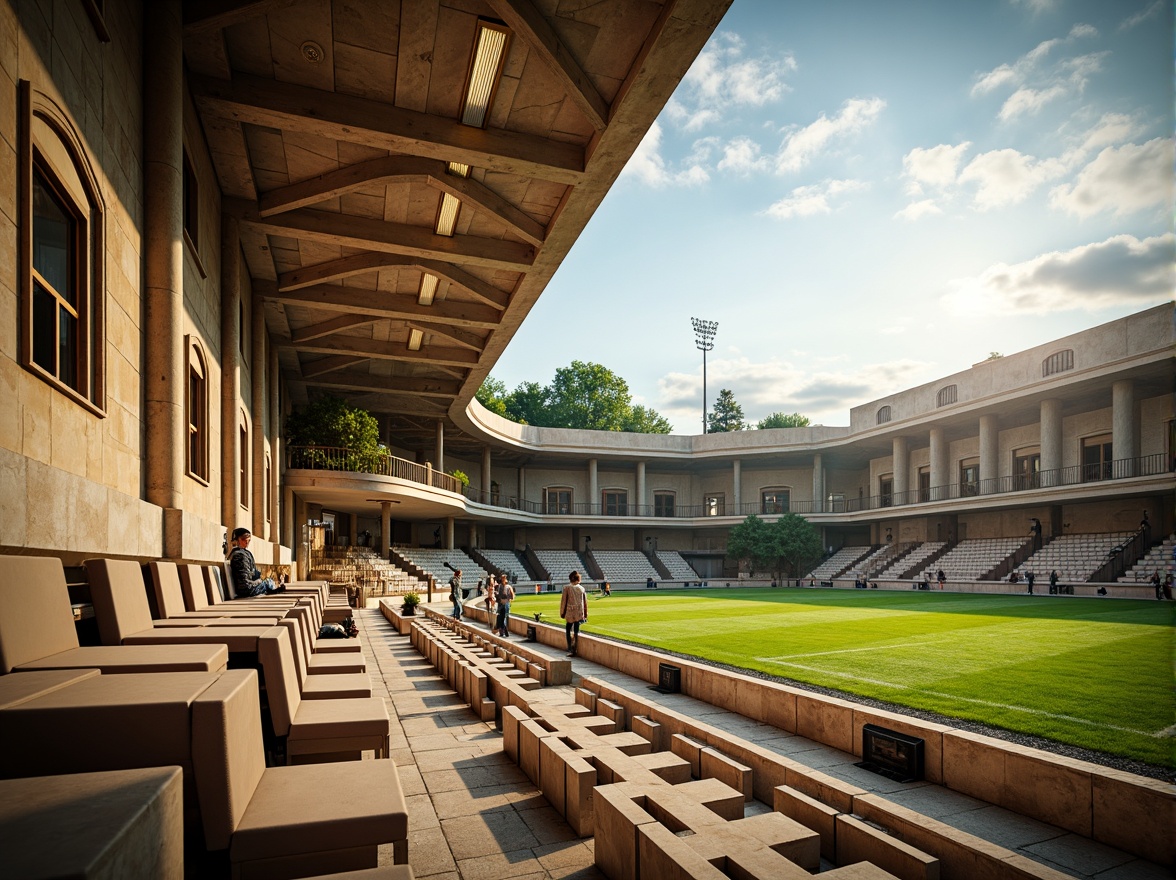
[
  {"left": 393, "top": 547, "right": 493, "bottom": 586},
  {"left": 592, "top": 551, "right": 659, "bottom": 582},
  {"left": 477, "top": 549, "right": 531, "bottom": 582},
  {"left": 311, "top": 546, "right": 425, "bottom": 595},
  {"left": 874, "top": 542, "right": 946, "bottom": 580},
  {"left": 919, "top": 537, "right": 1025, "bottom": 583},
  {"left": 1018, "top": 532, "right": 1137, "bottom": 583},
  {"left": 806, "top": 546, "right": 870, "bottom": 579},
  {"left": 1120, "top": 534, "right": 1175, "bottom": 582},
  {"left": 657, "top": 551, "right": 700, "bottom": 580},
  {"left": 848, "top": 544, "right": 897, "bottom": 578},
  {"left": 533, "top": 550, "right": 586, "bottom": 583}
]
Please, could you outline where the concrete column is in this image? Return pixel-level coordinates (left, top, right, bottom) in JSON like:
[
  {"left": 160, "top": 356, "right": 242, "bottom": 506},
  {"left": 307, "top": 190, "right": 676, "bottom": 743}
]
[
  {"left": 1112, "top": 380, "right": 1136, "bottom": 477},
  {"left": 636, "top": 461, "right": 646, "bottom": 513},
  {"left": 380, "top": 502, "right": 392, "bottom": 556},
  {"left": 929, "top": 428, "right": 947, "bottom": 501},
  {"left": 282, "top": 486, "right": 294, "bottom": 550},
  {"left": 143, "top": 0, "right": 184, "bottom": 547},
  {"left": 892, "top": 437, "right": 908, "bottom": 506},
  {"left": 435, "top": 421, "right": 444, "bottom": 473},
  {"left": 588, "top": 459, "right": 598, "bottom": 511},
  {"left": 445, "top": 516, "right": 455, "bottom": 550},
  {"left": 732, "top": 459, "right": 741, "bottom": 511},
  {"left": 349, "top": 515, "right": 358, "bottom": 548},
  {"left": 1040, "top": 399, "right": 1062, "bottom": 485},
  {"left": 251, "top": 295, "right": 266, "bottom": 537},
  {"left": 811, "top": 453, "right": 824, "bottom": 513},
  {"left": 979, "top": 415, "right": 998, "bottom": 493},
  {"left": 481, "top": 446, "right": 492, "bottom": 499},
  {"left": 294, "top": 494, "right": 307, "bottom": 580},
  {"left": 220, "top": 216, "right": 241, "bottom": 528},
  {"left": 269, "top": 343, "right": 280, "bottom": 538},
  {"left": 517, "top": 466, "right": 525, "bottom": 505}
]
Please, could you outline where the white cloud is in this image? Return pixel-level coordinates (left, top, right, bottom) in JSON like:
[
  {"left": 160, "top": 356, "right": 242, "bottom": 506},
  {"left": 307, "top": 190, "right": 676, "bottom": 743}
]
[
  {"left": 667, "top": 32, "right": 797, "bottom": 132},
  {"left": 1050, "top": 138, "right": 1175, "bottom": 218},
  {"left": 717, "top": 137, "right": 770, "bottom": 174},
  {"left": 1119, "top": 1, "right": 1163, "bottom": 30},
  {"left": 1011, "top": 0, "right": 1059, "bottom": 15},
  {"left": 957, "top": 148, "right": 1066, "bottom": 210},
  {"left": 971, "top": 25, "right": 1102, "bottom": 118},
  {"left": 775, "top": 97, "right": 886, "bottom": 173},
  {"left": 941, "top": 233, "right": 1176, "bottom": 315},
  {"left": 902, "top": 142, "right": 972, "bottom": 193},
  {"left": 621, "top": 121, "right": 711, "bottom": 187},
  {"left": 894, "top": 199, "right": 942, "bottom": 221},
  {"left": 1077, "top": 113, "right": 1142, "bottom": 154},
  {"left": 763, "top": 179, "right": 866, "bottom": 219},
  {"left": 998, "top": 84, "right": 1068, "bottom": 120}
]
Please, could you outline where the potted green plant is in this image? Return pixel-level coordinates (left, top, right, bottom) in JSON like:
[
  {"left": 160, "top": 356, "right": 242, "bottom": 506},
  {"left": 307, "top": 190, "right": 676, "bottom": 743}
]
[{"left": 401, "top": 591, "right": 420, "bottom": 616}]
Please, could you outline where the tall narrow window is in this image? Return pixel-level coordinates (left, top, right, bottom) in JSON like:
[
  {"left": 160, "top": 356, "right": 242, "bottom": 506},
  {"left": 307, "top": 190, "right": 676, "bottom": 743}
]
[
  {"left": 654, "top": 492, "right": 675, "bottom": 517},
  {"left": 704, "top": 494, "right": 725, "bottom": 517},
  {"left": 1081, "top": 434, "right": 1113, "bottom": 482},
  {"left": 239, "top": 418, "right": 250, "bottom": 508},
  {"left": 879, "top": 476, "right": 893, "bottom": 507},
  {"left": 602, "top": 490, "right": 628, "bottom": 516},
  {"left": 918, "top": 467, "right": 931, "bottom": 503},
  {"left": 185, "top": 338, "right": 209, "bottom": 482},
  {"left": 960, "top": 459, "right": 979, "bottom": 496},
  {"left": 20, "top": 82, "right": 105, "bottom": 414},
  {"left": 545, "top": 488, "right": 571, "bottom": 515},
  {"left": 1013, "top": 448, "right": 1041, "bottom": 490}
]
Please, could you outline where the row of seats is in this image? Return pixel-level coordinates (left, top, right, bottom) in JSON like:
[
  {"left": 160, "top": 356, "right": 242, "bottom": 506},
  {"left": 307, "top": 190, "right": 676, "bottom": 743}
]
[
  {"left": 0, "top": 555, "right": 412, "bottom": 878},
  {"left": 533, "top": 550, "right": 587, "bottom": 583},
  {"left": 311, "top": 546, "right": 426, "bottom": 594},
  {"left": 476, "top": 548, "right": 531, "bottom": 582},
  {"left": 1018, "top": 532, "right": 1140, "bottom": 583},
  {"left": 919, "top": 537, "right": 1026, "bottom": 582},
  {"left": 807, "top": 546, "right": 870, "bottom": 579},
  {"left": 592, "top": 551, "right": 659, "bottom": 582},
  {"left": 1119, "top": 534, "right": 1175, "bottom": 582},
  {"left": 657, "top": 551, "right": 701, "bottom": 580},
  {"left": 392, "top": 547, "right": 493, "bottom": 585},
  {"left": 875, "top": 543, "right": 946, "bottom": 579}
]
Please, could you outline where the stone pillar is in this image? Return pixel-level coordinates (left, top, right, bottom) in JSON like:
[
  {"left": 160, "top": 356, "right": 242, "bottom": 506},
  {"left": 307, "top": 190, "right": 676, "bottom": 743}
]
[
  {"left": 1112, "top": 380, "right": 1136, "bottom": 477},
  {"left": 445, "top": 516, "right": 455, "bottom": 550},
  {"left": 282, "top": 486, "right": 294, "bottom": 550},
  {"left": 220, "top": 217, "right": 241, "bottom": 528},
  {"left": 892, "top": 437, "right": 908, "bottom": 506},
  {"left": 251, "top": 294, "right": 266, "bottom": 538},
  {"left": 1040, "top": 399, "right": 1062, "bottom": 486},
  {"left": 143, "top": 0, "right": 184, "bottom": 551},
  {"left": 929, "top": 428, "right": 947, "bottom": 501},
  {"left": 380, "top": 502, "right": 392, "bottom": 556},
  {"left": 435, "top": 421, "right": 444, "bottom": 473},
  {"left": 636, "top": 461, "right": 646, "bottom": 514},
  {"left": 732, "top": 459, "right": 741, "bottom": 512},
  {"left": 481, "top": 446, "right": 492, "bottom": 499},
  {"left": 517, "top": 467, "right": 525, "bottom": 506},
  {"left": 811, "top": 454, "right": 823, "bottom": 513},
  {"left": 294, "top": 494, "right": 307, "bottom": 580},
  {"left": 269, "top": 343, "right": 280, "bottom": 537},
  {"left": 979, "top": 415, "right": 998, "bottom": 494},
  {"left": 588, "top": 459, "right": 598, "bottom": 512}
]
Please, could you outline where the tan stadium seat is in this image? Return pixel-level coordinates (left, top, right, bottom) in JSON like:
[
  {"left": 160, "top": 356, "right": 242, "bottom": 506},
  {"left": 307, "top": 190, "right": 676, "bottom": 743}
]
[
  {"left": 276, "top": 617, "right": 372, "bottom": 700},
  {"left": 190, "top": 670, "right": 408, "bottom": 878},
  {"left": 147, "top": 562, "right": 286, "bottom": 626},
  {"left": 285, "top": 604, "right": 363, "bottom": 655},
  {"left": 0, "top": 556, "right": 227, "bottom": 675}
]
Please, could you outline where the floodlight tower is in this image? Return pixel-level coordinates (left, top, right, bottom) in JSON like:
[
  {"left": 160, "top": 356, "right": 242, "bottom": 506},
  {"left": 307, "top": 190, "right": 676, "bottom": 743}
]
[{"left": 691, "top": 317, "right": 718, "bottom": 434}]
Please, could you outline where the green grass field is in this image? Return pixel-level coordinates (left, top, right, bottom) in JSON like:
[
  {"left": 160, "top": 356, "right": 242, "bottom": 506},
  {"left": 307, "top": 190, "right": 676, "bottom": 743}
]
[{"left": 511, "top": 587, "right": 1175, "bottom": 767}]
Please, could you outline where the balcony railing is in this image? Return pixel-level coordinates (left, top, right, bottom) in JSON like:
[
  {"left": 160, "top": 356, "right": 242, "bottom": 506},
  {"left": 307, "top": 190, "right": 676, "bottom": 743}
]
[{"left": 289, "top": 448, "right": 1169, "bottom": 519}]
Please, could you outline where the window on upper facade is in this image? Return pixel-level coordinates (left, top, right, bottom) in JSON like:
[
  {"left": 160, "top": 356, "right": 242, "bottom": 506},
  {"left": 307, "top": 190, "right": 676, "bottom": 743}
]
[
  {"left": 761, "top": 488, "right": 790, "bottom": 514},
  {"left": 879, "top": 476, "right": 893, "bottom": 508},
  {"left": 960, "top": 459, "right": 979, "bottom": 496},
  {"left": 545, "top": 488, "right": 571, "bottom": 515},
  {"left": 602, "top": 490, "right": 628, "bottom": 516},
  {"left": 186, "top": 338, "right": 209, "bottom": 483},
  {"left": 877, "top": 405, "right": 891, "bottom": 424},
  {"left": 1081, "top": 434, "right": 1113, "bottom": 482},
  {"left": 654, "top": 492, "right": 675, "bottom": 517},
  {"left": 21, "top": 82, "right": 106, "bottom": 415},
  {"left": 936, "top": 385, "right": 957, "bottom": 407},
  {"left": 1042, "top": 349, "right": 1073, "bottom": 377},
  {"left": 918, "top": 467, "right": 931, "bottom": 503},
  {"left": 1013, "top": 447, "right": 1041, "bottom": 490},
  {"left": 704, "top": 494, "right": 725, "bottom": 517}
]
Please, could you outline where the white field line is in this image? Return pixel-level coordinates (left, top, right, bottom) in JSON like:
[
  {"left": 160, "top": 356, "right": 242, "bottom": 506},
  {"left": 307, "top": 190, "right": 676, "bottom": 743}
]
[{"left": 757, "top": 657, "right": 1168, "bottom": 738}]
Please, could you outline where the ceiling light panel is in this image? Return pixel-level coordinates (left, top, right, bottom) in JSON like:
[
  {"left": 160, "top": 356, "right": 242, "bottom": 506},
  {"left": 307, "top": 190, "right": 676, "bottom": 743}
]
[
  {"left": 417, "top": 274, "right": 438, "bottom": 306},
  {"left": 460, "top": 22, "right": 510, "bottom": 128},
  {"left": 407, "top": 328, "right": 424, "bottom": 351},
  {"left": 434, "top": 192, "right": 460, "bottom": 236}
]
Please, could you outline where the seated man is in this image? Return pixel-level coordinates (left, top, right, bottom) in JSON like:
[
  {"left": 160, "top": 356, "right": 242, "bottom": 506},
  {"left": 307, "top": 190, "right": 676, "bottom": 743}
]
[{"left": 228, "top": 528, "right": 286, "bottom": 597}]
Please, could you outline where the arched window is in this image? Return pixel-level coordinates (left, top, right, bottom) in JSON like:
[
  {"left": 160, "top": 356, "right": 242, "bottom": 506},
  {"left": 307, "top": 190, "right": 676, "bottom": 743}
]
[
  {"left": 877, "top": 405, "right": 891, "bottom": 424},
  {"left": 936, "top": 385, "right": 957, "bottom": 407},
  {"left": 1042, "top": 349, "right": 1073, "bottom": 376},
  {"left": 19, "top": 81, "right": 105, "bottom": 414},
  {"left": 186, "top": 337, "right": 209, "bottom": 483}
]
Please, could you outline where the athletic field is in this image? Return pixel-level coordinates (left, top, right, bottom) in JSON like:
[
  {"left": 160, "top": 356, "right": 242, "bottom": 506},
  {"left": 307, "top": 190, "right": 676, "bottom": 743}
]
[{"left": 510, "top": 587, "right": 1175, "bottom": 767}]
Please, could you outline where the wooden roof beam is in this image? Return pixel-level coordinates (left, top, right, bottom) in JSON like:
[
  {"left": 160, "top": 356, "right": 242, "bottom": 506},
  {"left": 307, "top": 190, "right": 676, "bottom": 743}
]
[
  {"left": 256, "top": 280, "right": 503, "bottom": 329},
  {"left": 405, "top": 320, "right": 486, "bottom": 353},
  {"left": 486, "top": 0, "right": 609, "bottom": 131},
  {"left": 291, "top": 314, "right": 379, "bottom": 344},
  {"left": 182, "top": 0, "right": 295, "bottom": 34},
  {"left": 300, "top": 355, "right": 369, "bottom": 379},
  {"left": 190, "top": 73, "right": 586, "bottom": 184},
  {"left": 279, "top": 335, "right": 481, "bottom": 368},
  {"left": 302, "top": 371, "right": 461, "bottom": 398}
]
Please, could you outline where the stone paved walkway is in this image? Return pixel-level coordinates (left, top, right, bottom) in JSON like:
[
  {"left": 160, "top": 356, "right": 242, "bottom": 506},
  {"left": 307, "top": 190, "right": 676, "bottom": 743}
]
[{"left": 358, "top": 605, "right": 1168, "bottom": 880}]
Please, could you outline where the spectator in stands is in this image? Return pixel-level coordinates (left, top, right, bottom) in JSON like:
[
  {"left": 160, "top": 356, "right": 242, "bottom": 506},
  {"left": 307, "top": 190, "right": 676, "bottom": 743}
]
[
  {"left": 1151, "top": 570, "right": 1162, "bottom": 600},
  {"left": 495, "top": 574, "right": 514, "bottom": 636},
  {"left": 1049, "top": 570, "right": 1058, "bottom": 592},
  {"left": 1008, "top": 570, "right": 1019, "bottom": 584},
  {"left": 560, "top": 571, "right": 588, "bottom": 657},
  {"left": 448, "top": 568, "right": 463, "bottom": 619},
  {"left": 228, "top": 528, "right": 286, "bottom": 597},
  {"left": 1030, "top": 518, "right": 1042, "bottom": 551},
  {"left": 1025, "top": 569, "right": 1035, "bottom": 594},
  {"left": 936, "top": 569, "right": 946, "bottom": 590},
  {"left": 1163, "top": 572, "right": 1173, "bottom": 600}
]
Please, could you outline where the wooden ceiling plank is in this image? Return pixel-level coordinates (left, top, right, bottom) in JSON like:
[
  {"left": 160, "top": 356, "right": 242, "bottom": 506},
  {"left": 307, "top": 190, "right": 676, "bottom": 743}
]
[
  {"left": 486, "top": 0, "right": 609, "bottom": 131},
  {"left": 183, "top": 0, "right": 296, "bottom": 34},
  {"left": 429, "top": 174, "right": 547, "bottom": 247},
  {"left": 225, "top": 197, "right": 535, "bottom": 271},
  {"left": 277, "top": 253, "right": 410, "bottom": 290},
  {"left": 291, "top": 314, "right": 379, "bottom": 343},
  {"left": 405, "top": 320, "right": 485, "bottom": 352},
  {"left": 417, "top": 260, "right": 510, "bottom": 310},
  {"left": 190, "top": 73, "right": 586, "bottom": 184},
  {"left": 280, "top": 335, "right": 481, "bottom": 367},
  {"left": 257, "top": 279, "right": 503, "bottom": 328},
  {"left": 300, "top": 354, "right": 368, "bottom": 379},
  {"left": 303, "top": 370, "right": 460, "bottom": 398}
]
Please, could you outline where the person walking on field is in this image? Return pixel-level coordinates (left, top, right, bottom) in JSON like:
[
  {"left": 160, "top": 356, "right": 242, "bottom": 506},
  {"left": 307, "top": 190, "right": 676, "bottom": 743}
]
[
  {"left": 560, "top": 571, "right": 588, "bottom": 657},
  {"left": 936, "top": 569, "right": 946, "bottom": 590}
]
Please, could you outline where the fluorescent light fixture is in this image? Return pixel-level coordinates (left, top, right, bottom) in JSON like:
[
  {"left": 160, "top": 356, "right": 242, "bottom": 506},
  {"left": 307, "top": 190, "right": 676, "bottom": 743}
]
[
  {"left": 460, "top": 22, "right": 509, "bottom": 128},
  {"left": 407, "top": 328, "right": 424, "bottom": 351},
  {"left": 417, "top": 274, "right": 438, "bottom": 306},
  {"left": 447, "top": 162, "right": 470, "bottom": 178},
  {"left": 434, "top": 192, "right": 460, "bottom": 236}
]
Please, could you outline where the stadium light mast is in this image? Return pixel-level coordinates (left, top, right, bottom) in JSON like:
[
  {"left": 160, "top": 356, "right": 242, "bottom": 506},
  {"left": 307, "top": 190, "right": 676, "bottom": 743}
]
[{"left": 691, "top": 318, "right": 718, "bottom": 434}]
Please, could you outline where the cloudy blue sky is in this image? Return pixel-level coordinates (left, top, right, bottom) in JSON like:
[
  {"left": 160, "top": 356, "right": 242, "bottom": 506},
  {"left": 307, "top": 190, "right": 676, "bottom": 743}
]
[{"left": 490, "top": 0, "right": 1174, "bottom": 432}]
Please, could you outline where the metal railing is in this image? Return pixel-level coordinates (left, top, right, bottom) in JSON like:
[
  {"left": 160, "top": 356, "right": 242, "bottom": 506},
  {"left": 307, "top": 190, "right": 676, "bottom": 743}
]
[{"left": 289, "top": 448, "right": 1169, "bottom": 519}]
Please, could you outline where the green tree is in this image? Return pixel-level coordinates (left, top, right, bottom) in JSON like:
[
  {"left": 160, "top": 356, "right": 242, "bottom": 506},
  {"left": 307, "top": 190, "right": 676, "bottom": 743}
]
[
  {"left": 545, "top": 361, "right": 634, "bottom": 430},
  {"left": 707, "top": 388, "right": 745, "bottom": 433},
  {"left": 757, "top": 412, "right": 810, "bottom": 429},
  {"left": 475, "top": 376, "right": 509, "bottom": 417},
  {"left": 726, "top": 514, "right": 822, "bottom": 581},
  {"left": 505, "top": 381, "right": 548, "bottom": 426},
  {"left": 285, "top": 396, "right": 383, "bottom": 471},
  {"left": 624, "top": 404, "right": 673, "bottom": 434}
]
